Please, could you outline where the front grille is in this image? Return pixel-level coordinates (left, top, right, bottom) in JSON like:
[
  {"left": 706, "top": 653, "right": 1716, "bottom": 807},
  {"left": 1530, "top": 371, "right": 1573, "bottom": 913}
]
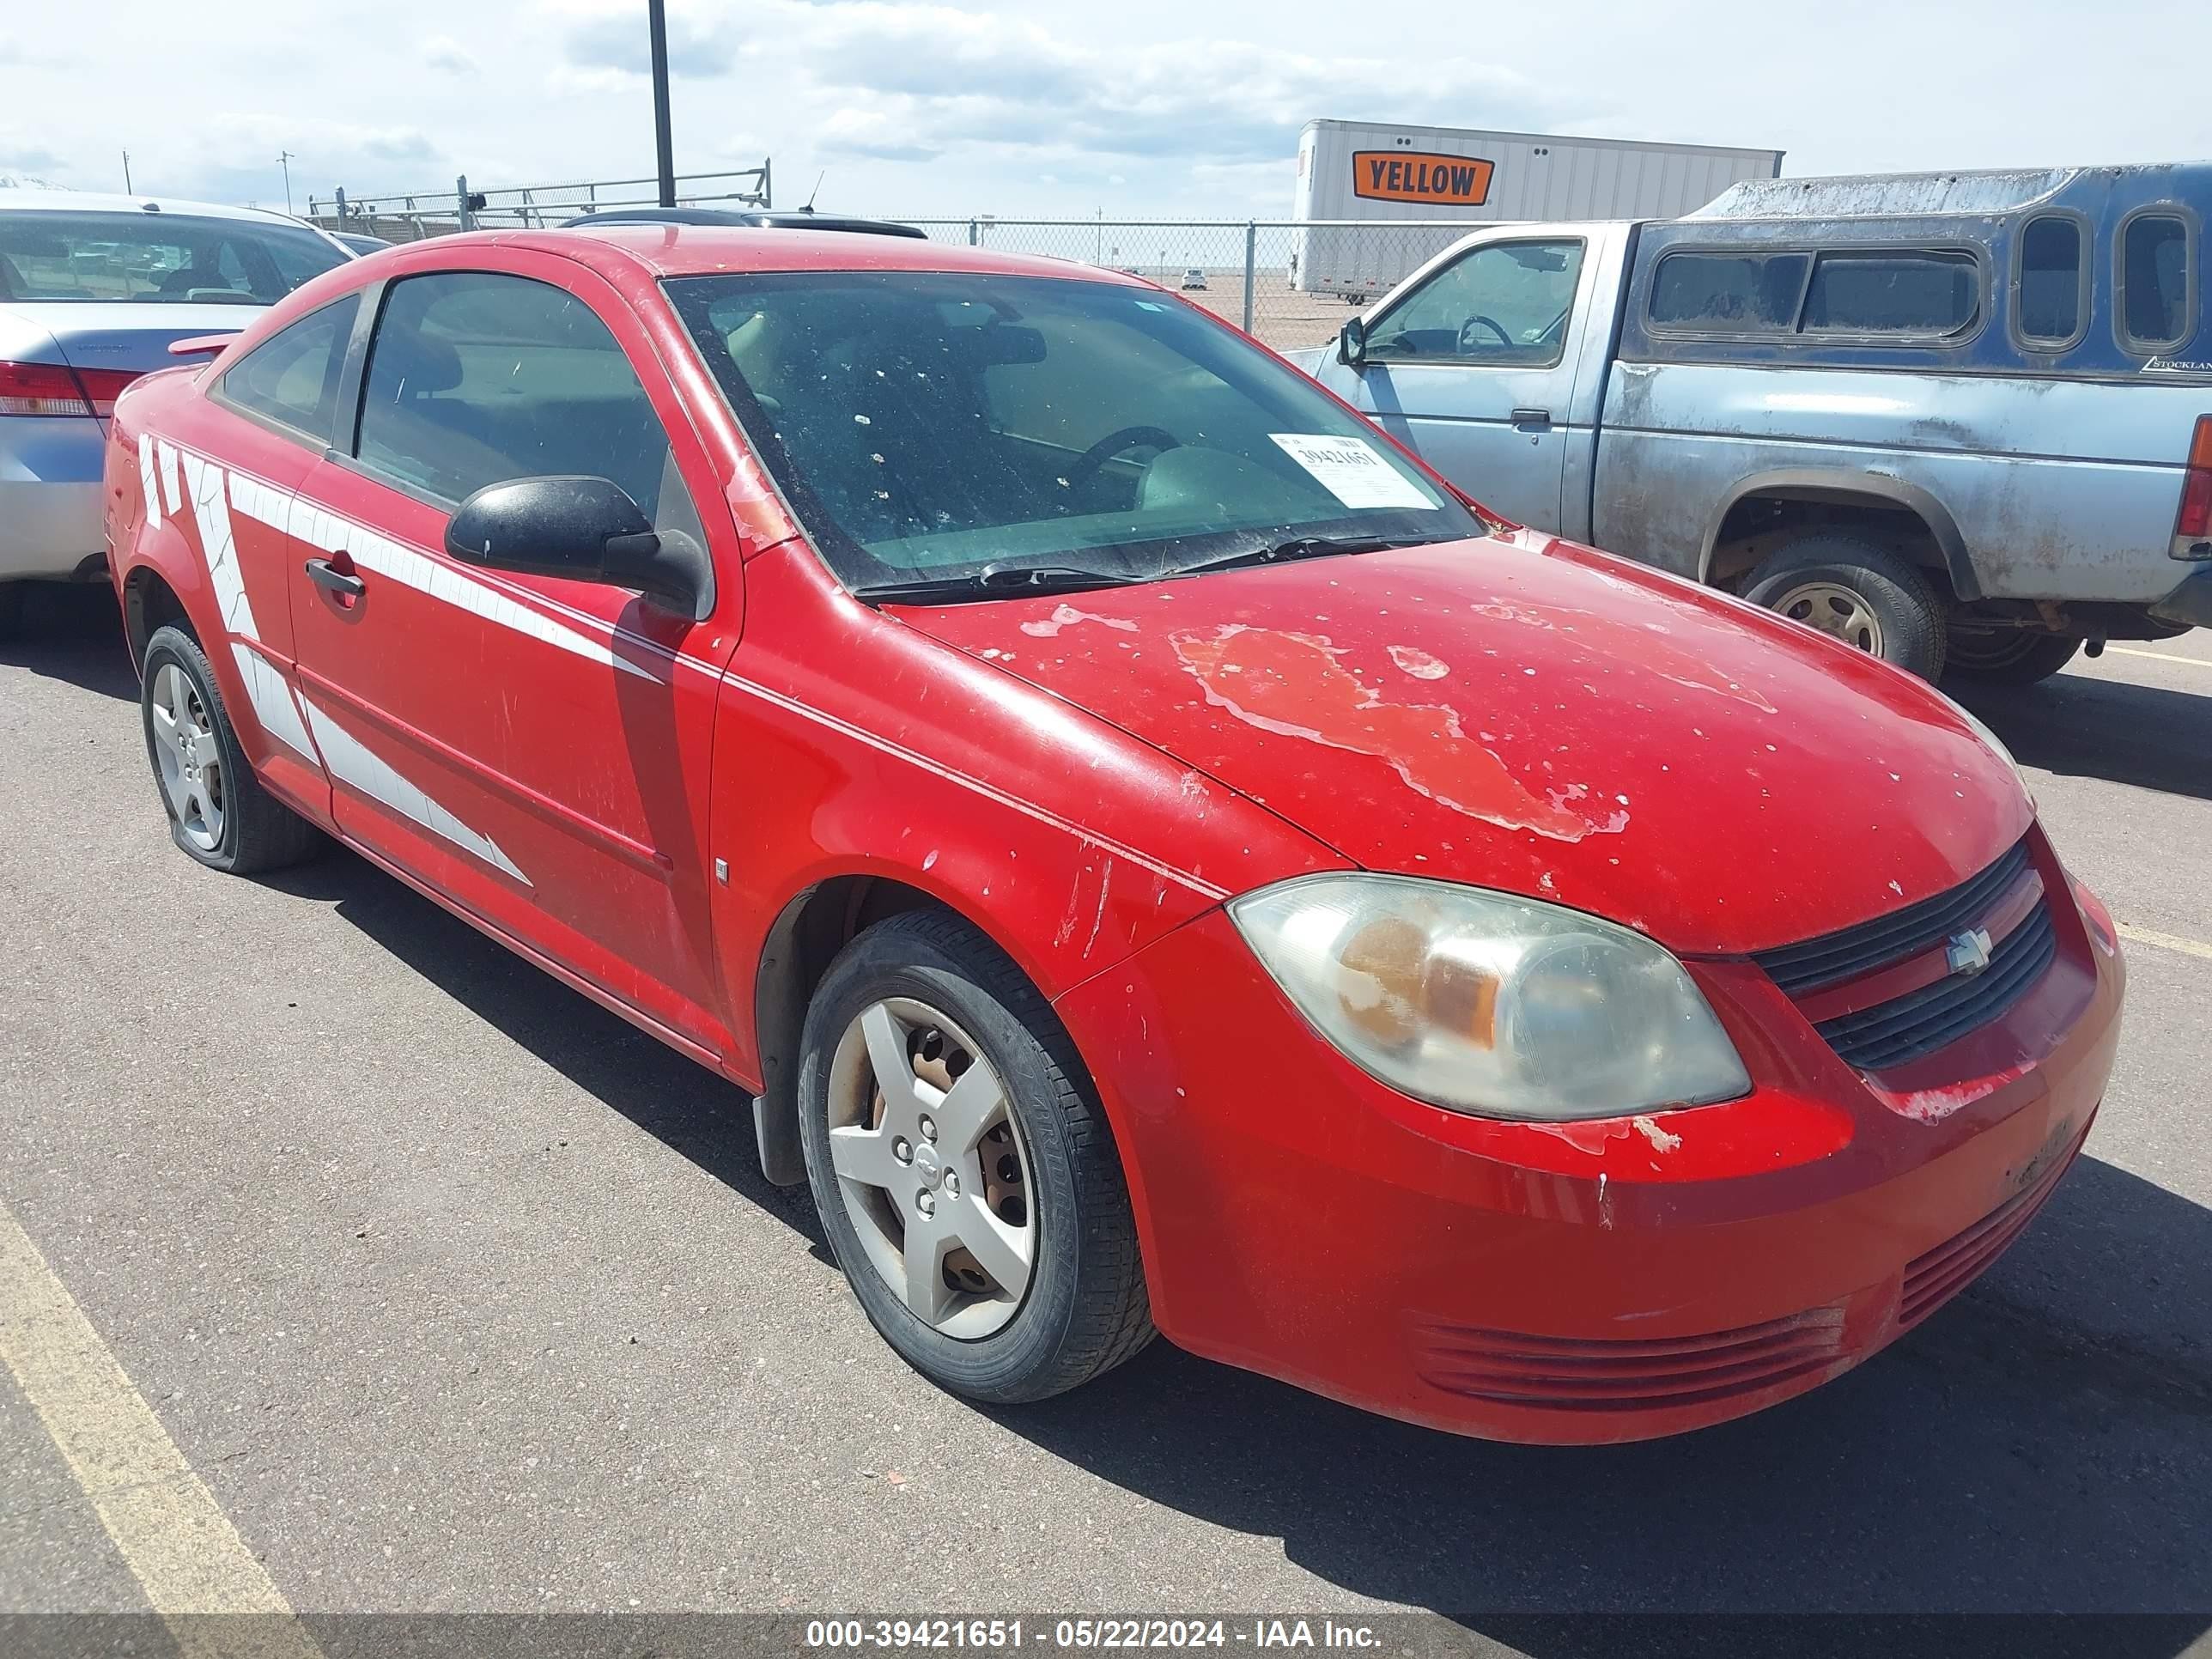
[
  {"left": 1753, "top": 839, "right": 2033, "bottom": 996},
  {"left": 1813, "top": 901, "right": 2057, "bottom": 1070},
  {"left": 1411, "top": 1306, "right": 1848, "bottom": 1413},
  {"left": 1899, "top": 1124, "right": 2082, "bottom": 1327}
]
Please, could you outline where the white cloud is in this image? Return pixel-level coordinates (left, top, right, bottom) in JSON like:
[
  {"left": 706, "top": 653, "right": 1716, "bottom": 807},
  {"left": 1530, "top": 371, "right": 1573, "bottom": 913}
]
[{"left": 422, "top": 33, "right": 478, "bottom": 74}]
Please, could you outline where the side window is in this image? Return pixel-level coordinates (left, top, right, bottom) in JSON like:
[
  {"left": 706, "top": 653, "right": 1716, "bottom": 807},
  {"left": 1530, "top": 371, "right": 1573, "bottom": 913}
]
[
  {"left": 355, "top": 270, "right": 692, "bottom": 528},
  {"left": 218, "top": 292, "right": 361, "bottom": 441},
  {"left": 2119, "top": 211, "right": 2194, "bottom": 353},
  {"left": 1800, "top": 250, "right": 1978, "bottom": 337},
  {"left": 2015, "top": 216, "right": 2085, "bottom": 348},
  {"left": 1364, "top": 240, "right": 1585, "bottom": 367},
  {"left": 1649, "top": 252, "right": 1809, "bottom": 333}
]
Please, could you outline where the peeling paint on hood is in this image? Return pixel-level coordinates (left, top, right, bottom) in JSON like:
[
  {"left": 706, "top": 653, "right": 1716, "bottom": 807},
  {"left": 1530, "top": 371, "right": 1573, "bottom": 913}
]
[{"left": 889, "top": 532, "right": 2033, "bottom": 956}]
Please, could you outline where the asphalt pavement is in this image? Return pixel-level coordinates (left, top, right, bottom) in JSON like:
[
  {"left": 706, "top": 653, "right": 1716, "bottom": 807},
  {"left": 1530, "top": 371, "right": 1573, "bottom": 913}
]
[{"left": 3, "top": 580, "right": 2209, "bottom": 1650}]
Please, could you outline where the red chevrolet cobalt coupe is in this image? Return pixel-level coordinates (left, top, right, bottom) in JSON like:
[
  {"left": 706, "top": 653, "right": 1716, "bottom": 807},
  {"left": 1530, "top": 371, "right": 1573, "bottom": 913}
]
[{"left": 102, "top": 227, "right": 2124, "bottom": 1443}]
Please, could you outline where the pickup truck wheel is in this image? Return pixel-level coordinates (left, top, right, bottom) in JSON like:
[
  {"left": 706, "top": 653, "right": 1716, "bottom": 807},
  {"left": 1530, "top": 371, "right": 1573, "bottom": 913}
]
[
  {"left": 139, "top": 625, "right": 324, "bottom": 875},
  {"left": 1744, "top": 536, "right": 1947, "bottom": 680},
  {"left": 797, "top": 910, "right": 1153, "bottom": 1404},
  {"left": 1943, "top": 627, "right": 2081, "bottom": 685}
]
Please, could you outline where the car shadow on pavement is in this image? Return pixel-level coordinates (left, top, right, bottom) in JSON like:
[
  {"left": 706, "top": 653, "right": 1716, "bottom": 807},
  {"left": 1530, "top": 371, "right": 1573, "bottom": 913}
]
[
  {"left": 987, "top": 1151, "right": 2212, "bottom": 1639},
  {"left": 256, "top": 851, "right": 831, "bottom": 1256},
  {"left": 0, "top": 581, "right": 137, "bottom": 702},
  {"left": 1953, "top": 669, "right": 2212, "bottom": 805}
]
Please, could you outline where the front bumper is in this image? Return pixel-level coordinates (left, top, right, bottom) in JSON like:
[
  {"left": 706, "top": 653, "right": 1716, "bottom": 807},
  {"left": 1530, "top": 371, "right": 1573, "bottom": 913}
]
[
  {"left": 0, "top": 416, "right": 108, "bottom": 581},
  {"left": 1053, "top": 848, "right": 2124, "bottom": 1445}
]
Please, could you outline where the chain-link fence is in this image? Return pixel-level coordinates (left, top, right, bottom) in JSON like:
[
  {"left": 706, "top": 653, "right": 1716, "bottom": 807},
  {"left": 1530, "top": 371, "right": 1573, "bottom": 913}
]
[
  {"left": 305, "top": 190, "right": 1481, "bottom": 354},
  {"left": 896, "top": 221, "right": 1482, "bottom": 352}
]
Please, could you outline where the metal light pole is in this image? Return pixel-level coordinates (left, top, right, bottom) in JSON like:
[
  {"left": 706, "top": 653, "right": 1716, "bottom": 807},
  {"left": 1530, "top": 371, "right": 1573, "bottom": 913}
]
[
  {"left": 647, "top": 0, "right": 676, "bottom": 207},
  {"left": 121, "top": 150, "right": 132, "bottom": 193},
  {"left": 278, "top": 150, "right": 295, "bottom": 216}
]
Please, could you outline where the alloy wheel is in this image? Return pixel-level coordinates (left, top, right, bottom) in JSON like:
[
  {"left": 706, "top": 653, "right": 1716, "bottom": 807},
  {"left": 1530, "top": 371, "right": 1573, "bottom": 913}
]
[
  {"left": 149, "top": 662, "right": 226, "bottom": 852},
  {"left": 824, "top": 996, "right": 1036, "bottom": 1339}
]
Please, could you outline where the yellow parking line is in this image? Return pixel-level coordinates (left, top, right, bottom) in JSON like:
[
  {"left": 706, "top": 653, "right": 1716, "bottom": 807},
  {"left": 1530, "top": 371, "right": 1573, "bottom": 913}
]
[
  {"left": 0, "top": 1197, "right": 323, "bottom": 1657},
  {"left": 2118, "top": 921, "right": 2212, "bottom": 963},
  {"left": 2106, "top": 646, "right": 2212, "bottom": 670}
]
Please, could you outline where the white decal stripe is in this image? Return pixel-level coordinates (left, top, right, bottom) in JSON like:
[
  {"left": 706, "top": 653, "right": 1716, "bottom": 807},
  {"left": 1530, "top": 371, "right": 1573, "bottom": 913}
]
[
  {"left": 177, "top": 451, "right": 258, "bottom": 642},
  {"left": 155, "top": 439, "right": 183, "bottom": 516},
  {"left": 228, "top": 643, "right": 317, "bottom": 763},
  {"left": 136, "top": 434, "right": 161, "bottom": 531},
  {"left": 227, "top": 471, "right": 292, "bottom": 534},
  {"left": 288, "top": 495, "right": 659, "bottom": 682},
  {"left": 301, "top": 696, "right": 530, "bottom": 884}
]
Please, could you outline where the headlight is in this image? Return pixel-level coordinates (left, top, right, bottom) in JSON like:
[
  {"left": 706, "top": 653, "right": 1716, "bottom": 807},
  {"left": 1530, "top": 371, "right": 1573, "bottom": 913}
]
[{"left": 1229, "top": 874, "right": 1750, "bottom": 1122}]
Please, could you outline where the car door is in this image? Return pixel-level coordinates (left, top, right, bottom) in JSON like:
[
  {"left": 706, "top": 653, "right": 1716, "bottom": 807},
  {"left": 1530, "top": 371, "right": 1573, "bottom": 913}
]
[
  {"left": 285, "top": 253, "right": 744, "bottom": 1060},
  {"left": 1311, "top": 232, "right": 1595, "bottom": 532},
  {"left": 159, "top": 288, "right": 364, "bottom": 818}
]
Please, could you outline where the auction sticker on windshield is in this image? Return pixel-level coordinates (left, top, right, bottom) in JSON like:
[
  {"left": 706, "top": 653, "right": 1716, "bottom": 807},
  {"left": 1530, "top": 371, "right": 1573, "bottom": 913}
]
[{"left": 1270, "top": 433, "right": 1437, "bottom": 510}]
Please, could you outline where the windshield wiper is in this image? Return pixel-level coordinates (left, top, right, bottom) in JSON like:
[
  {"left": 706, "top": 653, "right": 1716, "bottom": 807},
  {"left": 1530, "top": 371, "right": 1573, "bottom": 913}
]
[
  {"left": 1172, "top": 534, "right": 1443, "bottom": 578},
  {"left": 852, "top": 562, "right": 1139, "bottom": 605}
]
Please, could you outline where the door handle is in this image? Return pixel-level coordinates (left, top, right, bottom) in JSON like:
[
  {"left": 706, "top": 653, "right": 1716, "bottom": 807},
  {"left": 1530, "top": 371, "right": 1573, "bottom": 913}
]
[
  {"left": 304, "top": 557, "right": 364, "bottom": 599},
  {"left": 1510, "top": 407, "right": 1553, "bottom": 428}
]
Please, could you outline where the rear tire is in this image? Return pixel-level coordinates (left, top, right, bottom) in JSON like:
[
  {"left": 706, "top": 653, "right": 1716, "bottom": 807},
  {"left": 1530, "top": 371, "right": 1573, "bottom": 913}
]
[
  {"left": 798, "top": 909, "right": 1153, "bottom": 1404},
  {"left": 1942, "top": 626, "right": 2081, "bottom": 685},
  {"left": 1743, "top": 534, "right": 1948, "bottom": 680},
  {"left": 139, "top": 624, "right": 323, "bottom": 875}
]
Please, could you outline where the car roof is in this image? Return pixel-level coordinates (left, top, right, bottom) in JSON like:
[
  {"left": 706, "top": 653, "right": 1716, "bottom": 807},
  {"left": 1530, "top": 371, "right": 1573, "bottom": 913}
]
[
  {"left": 470, "top": 222, "right": 1151, "bottom": 287},
  {"left": 562, "top": 207, "right": 927, "bottom": 239},
  {"left": 0, "top": 186, "right": 315, "bottom": 228}
]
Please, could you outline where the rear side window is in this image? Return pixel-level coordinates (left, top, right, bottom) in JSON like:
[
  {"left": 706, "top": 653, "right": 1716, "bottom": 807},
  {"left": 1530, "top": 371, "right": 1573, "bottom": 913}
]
[
  {"left": 2119, "top": 211, "right": 2194, "bottom": 352},
  {"left": 218, "top": 293, "right": 360, "bottom": 441},
  {"left": 354, "top": 270, "right": 691, "bottom": 527},
  {"left": 1649, "top": 252, "right": 1808, "bottom": 332},
  {"left": 1801, "top": 250, "right": 1978, "bottom": 337},
  {"left": 2014, "top": 216, "right": 2085, "bottom": 347}
]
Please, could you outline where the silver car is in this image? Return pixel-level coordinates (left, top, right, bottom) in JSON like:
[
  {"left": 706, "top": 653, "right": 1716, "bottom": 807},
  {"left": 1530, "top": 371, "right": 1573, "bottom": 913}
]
[{"left": 0, "top": 189, "right": 351, "bottom": 635}]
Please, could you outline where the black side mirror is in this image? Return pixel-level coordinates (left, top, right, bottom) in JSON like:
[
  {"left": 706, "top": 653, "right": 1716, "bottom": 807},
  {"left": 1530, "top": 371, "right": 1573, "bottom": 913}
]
[
  {"left": 444, "top": 475, "right": 713, "bottom": 621},
  {"left": 1337, "top": 313, "right": 1367, "bottom": 367}
]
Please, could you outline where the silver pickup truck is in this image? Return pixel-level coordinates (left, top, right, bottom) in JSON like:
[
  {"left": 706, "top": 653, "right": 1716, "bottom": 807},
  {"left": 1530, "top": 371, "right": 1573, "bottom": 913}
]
[{"left": 1295, "top": 165, "right": 2212, "bottom": 684}]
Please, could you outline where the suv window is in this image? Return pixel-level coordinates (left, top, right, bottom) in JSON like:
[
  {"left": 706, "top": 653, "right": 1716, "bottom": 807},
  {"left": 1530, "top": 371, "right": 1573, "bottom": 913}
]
[
  {"left": 1649, "top": 252, "right": 1808, "bottom": 332},
  {"left": 2016, "top": 216, "right": 2084, "bottom": 347},
  {"left": 219, "top": 293, "right": 360, "bottom": 441},
  {"left": 1800, "top": 250, "right": 1978, "bottom": 337},
  {"left": 1364, "top": 240, "right": 1584, "bottom": 367},
  {"left": 2120, "top": 211, "right": 2193, "bottom": 352},
  {"left": 355, "top": 270, "right": 695, "bottom": 531}
]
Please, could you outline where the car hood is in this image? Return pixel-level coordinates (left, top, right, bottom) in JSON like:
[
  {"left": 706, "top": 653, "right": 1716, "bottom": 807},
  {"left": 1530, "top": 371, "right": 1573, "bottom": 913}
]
[{"left": 890, "top": 532, "right": 2033, "bottom": 956}]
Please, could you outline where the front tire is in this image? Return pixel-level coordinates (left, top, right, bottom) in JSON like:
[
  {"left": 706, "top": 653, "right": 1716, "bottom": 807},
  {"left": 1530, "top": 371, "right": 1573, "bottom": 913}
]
[
  {"left": 1743, "top": 534, "right": 1948, "bottom": 680},
  {"left": 139, "top": 624, "right": 323, "bottom": 875},
  {"left": 797, "top": 910, "right": 1152, "bottom": 1403}
]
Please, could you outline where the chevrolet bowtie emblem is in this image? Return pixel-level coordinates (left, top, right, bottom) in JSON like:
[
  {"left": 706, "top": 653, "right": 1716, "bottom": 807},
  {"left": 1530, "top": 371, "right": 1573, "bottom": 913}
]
[{"left": 1946, "top": 927, "right": 1996, "bottom": 978}]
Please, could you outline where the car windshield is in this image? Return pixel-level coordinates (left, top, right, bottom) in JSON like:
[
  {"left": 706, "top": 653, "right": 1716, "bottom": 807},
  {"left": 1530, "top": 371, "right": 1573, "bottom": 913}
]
[
  {"left": 665, "top": 270, "right": 1486, "bottom": 594},
  {"left": 0, "top": 210, "right": 346, "bottom": 305}
]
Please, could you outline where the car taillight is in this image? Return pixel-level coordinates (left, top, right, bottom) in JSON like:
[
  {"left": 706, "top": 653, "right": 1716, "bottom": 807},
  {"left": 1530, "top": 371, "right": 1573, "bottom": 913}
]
[
  {"left": 72, "top": 367, "right": 143, "bottom": 417},
  {"left": 2179, "top": 416, "right": 2212, "bottom": 541},
  {"left": 0, "top": 362, "right": 142, "bottom": 418},
  {"left": 0, "top": 361, "right": 93, "bottom": 417}
]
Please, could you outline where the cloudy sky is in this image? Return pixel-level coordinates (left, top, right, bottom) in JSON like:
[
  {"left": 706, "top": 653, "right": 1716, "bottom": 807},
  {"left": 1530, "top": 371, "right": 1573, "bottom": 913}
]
[{"left": 2, "top": 0, "right": 2204, "bottom": 220}]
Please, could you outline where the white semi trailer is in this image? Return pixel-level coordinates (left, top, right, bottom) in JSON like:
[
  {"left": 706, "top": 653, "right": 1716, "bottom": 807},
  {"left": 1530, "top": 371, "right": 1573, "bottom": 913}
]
[{"left": 1291, "top": 119, "right": 1783, "bottom": 302}]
